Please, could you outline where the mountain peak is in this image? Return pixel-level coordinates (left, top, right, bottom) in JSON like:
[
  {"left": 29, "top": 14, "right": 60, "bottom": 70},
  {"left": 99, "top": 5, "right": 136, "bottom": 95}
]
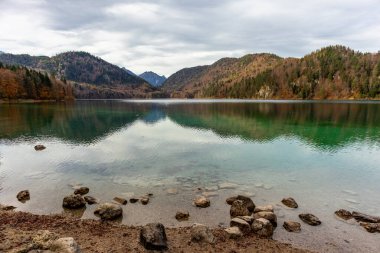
[{"left": 139, "top": 71, "right": 166, "bottom": 87}]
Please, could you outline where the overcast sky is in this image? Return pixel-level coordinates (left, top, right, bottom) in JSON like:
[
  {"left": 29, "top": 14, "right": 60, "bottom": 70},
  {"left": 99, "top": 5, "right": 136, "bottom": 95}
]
[{"left": 1, "top": 0, "right": 380, "bottom": 76}]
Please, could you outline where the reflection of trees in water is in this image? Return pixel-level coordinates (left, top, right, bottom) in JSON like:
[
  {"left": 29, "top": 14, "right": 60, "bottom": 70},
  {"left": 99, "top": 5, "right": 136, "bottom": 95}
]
[
  {"left": 0, "top": 101, "right": 379, "bottom": 149},
  {"left": 167, "top": 102, "right": 380, "bottom": 150},
  {"left": 0, "top": 101, "right": 151, "bottom": 144}
]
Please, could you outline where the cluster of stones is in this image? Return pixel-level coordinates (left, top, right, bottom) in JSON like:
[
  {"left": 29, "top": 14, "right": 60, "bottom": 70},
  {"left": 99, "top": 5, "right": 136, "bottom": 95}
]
[
  {"left": 61, "top": 186, "right": 154, "bottom": 220},
  {"left": 18, "top": 230, "right": 80, "bottom": 253},
  {"left": 335, "top": 209, "right": 380, "bottom": 233},
  {"left": 224, "top": 195, "right": 276, "bottom": 238}
]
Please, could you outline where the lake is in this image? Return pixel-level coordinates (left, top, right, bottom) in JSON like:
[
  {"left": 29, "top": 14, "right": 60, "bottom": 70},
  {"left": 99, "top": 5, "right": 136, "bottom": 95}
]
[{"left": 1, "top": 99, "right": 380, "bottom": 252}]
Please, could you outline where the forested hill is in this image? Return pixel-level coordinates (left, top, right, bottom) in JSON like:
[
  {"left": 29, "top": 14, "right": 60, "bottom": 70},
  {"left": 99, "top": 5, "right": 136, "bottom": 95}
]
[
  {"left": 0, "top": 63, "right": 73, "bottom": 100},
  {"left": 164, "top": 46, "right": 380, "bottom": 99},
  {"left": 0, "top": 51, "right": 147, "bottom": 87}
]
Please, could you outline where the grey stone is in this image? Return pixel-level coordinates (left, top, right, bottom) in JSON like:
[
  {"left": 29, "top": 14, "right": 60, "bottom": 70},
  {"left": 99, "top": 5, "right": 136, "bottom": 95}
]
[
  {"left": 299, "top": 213, "right": 321, "bottom": 226},
  {"left": 94, "top": 203, "right": 122, "bottom": 220},
  {"left": 251, "top": 218, "right": 274, "bottom": 238},
  {"left": 191, "top": 224, "right": 215, "bottom": 244},
  {"left": 62, "top": 195, "right": 86, "bottom": 209},
  {"left": 140, "top": 223, "right": 168, "bottom": 250}
]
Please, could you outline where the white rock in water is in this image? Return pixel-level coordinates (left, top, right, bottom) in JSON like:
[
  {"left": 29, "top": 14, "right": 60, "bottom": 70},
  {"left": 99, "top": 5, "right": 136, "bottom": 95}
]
[{"left": 255, "top": 183, "right": 264, "bottom": 188}]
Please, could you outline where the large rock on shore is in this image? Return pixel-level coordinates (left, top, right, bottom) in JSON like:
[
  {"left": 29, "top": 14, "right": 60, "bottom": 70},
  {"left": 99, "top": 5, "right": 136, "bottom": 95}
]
[
  {"left": 193, "top": 196, "right": 210, "bottom": 208},
  {"left": 94, "top": 203, "right": 122, "bottom": 220},
  {"left": 252, "top": 218, "right": 274, "bottom": 238},
  {"left": 17, "top": 190, "right": 30, "bottom": 202},
  {"left": 140, "top": 223, "right": 168, "bottom": 250},
  {"left": 62, "top": 195, "right": 86, "bottom": 209},
  {"left": 281, "top": 197, "right": 298, "bottom": 208},
  {"left": 191, "top": 224, "right": 215, "bottom": 244},
  {"left": 283, "top": 221, "right": 301, "bottom": 232},
  {"left": 254, "top": 211, "right": 277, "bottom": 227},
  {"left": 230, "top": 217, "right": 251, "bottom": 234},
  {"left": 226, "top": 195, "right": 255, "bottom": 212},
  {"left": 230, "top": 199, "right": 252, "bottom": 218},
  {"left": 74, "top": 187, "right": 89, "bottom": 196},
  {"left": 299, "top": 213, "right": 321, "bottom": 226}
]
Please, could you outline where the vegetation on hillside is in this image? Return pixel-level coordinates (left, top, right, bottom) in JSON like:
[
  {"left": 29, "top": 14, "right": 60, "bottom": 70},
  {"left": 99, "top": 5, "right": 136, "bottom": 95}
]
[
  {"left": 0, "top": 63, "right": 73, "bottom": 100},
  {"left": 165, "top": 46, "right": 380, "bottom": 99}
]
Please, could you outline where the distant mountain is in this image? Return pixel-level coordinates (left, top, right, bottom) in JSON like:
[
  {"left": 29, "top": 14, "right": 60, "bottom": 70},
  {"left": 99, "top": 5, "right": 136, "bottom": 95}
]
[
  {"left": 0, "top": 51, "right": 5, "bottom": 55},
  {"left": 0, "top": 51, "right": 147, "bottom": 87},
  {"left": 0, "top": 51, "right": 169, "bottom": 99},
  {"left": 164, "top": 46, "right": 380, "bottom": 99},
  {"left": 0, "top": 63, "right": 73, "bottom": 100},
  {"left": 163, "top": 54, "right": 280, "bottom": 98},
  {"left": 139, "top": 71, "right": 166, "bottom": 87}
]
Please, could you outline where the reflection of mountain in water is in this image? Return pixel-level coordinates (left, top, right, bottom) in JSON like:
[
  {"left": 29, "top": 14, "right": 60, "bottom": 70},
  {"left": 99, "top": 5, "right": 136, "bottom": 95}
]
[
  {"left": 0, "top": 101, "right": 150, "bottom": 144},
  {"left": 167, "top": 102, "right": 380, "bottom": 150},
  {"left": 0, "top": 101, "right": 379, "bottom": 149},
  {"left": 142, "top": 106, "right": 166, "bottom": 124}
]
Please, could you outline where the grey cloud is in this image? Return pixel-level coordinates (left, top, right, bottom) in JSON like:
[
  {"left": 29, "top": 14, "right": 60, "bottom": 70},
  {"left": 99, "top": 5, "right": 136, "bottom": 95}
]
[{"left": 0, "top": 0, "right": 379, "bottom": 76}]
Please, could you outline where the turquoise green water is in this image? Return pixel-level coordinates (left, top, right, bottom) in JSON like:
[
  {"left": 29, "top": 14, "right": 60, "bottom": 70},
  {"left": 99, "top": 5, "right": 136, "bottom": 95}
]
[{"left": 1, "top": 99, "right": 380, "bottom": 252}]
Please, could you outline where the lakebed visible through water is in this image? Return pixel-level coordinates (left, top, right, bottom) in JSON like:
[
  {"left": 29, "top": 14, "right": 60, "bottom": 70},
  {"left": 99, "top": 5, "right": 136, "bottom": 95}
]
[{"left": 0, "top": 99, "right": 380, "bottom": 252}]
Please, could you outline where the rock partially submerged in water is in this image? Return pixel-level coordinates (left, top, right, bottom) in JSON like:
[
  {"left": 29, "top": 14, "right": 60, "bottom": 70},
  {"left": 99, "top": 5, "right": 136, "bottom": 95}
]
[
  {"left": 352, "top": 211, "right": 380, "bottom": 223},
  {"left": 140, "top": 223, "right": 168, "bottom": 250},
  {"left": 175, "top": 210, "right": 190, "bottom": 221},
  {"left": 34, "top": 144, "right": 46, "bottom": 151},
  {"left": 130, "top": 198, "right": 139, "bottom": 203},
  {"left": 230, "top": 217, "right": 251, "bottom": 234},
  {"left": 193, "top": 196, "right": 210, "bottom": 208},
  {"left": 283, "top": 221, "right": 301, "bottom": 232},
  {"left": 226, "top": 195, "right": 255, "bottom": 213},
  {"left": 17, "top": 190, "right": 30, "bottom": 202},
  {"left": 94, "top": 203, "right": 122, "bottom": 220},
  {"left": 281, "top": 197, "right": 298, "bottom": 208},
  {"left": 360, "top": 222, "right": 380, "bottom": 233},
  {"left": 113, "top": 197, "right": 128, "bottom": 205},
  {"left": 254, "top": 211, "right": 277, "bottom": 227},
  {"left": 62, "top": 195, "right": 86, "bottom": 209},
  {"left": 191, "top": 224, "right": 215, "bottom": 244},
  {"left": 74, "top": 187, "right": 89, "bottom": 195},
  {"left": 299, "top": 213, "right": 321, "bottom": 226},
  {"left": 252, "top": 218, "right": 274, "bottom": 238},
  {"left": 83, "top": 196, "right": 98, "bottom": 205},
  {"left": 140, "top": 196, "right": 149, "bottom": 205},
  {"left": 335, "top": 209, "right": 353, "bottom": 220}
]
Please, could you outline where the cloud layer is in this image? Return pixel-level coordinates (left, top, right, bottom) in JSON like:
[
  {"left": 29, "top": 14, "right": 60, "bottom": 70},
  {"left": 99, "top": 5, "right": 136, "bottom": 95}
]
[{"left": 0, "top": 0, "right": 379, "bottom": 76}]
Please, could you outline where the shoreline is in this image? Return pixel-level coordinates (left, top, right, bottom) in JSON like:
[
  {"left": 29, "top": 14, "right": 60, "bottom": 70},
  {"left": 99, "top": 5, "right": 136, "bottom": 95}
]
[{"left": 0, "top": 209, "right": 311, "bottom": 253}]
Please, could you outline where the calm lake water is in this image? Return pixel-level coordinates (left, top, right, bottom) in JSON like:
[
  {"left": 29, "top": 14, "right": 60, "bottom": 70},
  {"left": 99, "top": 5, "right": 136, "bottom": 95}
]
[{"left": 1, "top": 99, "right": 380, "bottom": 252}]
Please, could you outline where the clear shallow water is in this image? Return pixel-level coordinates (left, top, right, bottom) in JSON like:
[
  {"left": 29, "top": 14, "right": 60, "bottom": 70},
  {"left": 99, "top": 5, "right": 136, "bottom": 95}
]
[{"left": 1, "top": 99, "right": 380, "bottom": 252}]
